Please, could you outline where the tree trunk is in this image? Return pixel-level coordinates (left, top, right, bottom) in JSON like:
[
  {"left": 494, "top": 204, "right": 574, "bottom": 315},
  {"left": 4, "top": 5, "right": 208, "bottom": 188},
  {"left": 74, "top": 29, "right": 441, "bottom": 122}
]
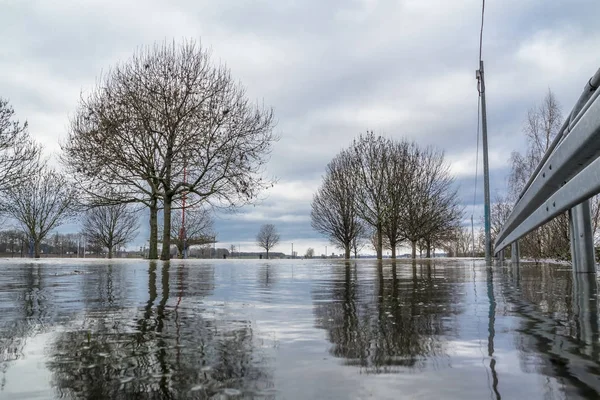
[
  {"left": 376, "top": 223, "right": 383, "bottom": 260},
  {"left": 426, "top": 239, "right": 431, "bottom": 258},
  {"left": 149, "top": 199, "right": 159, "bottom": 260},
  {"left": 344, "top": 245, "right": 351, "bottom": 260},
  {"left": 34, "top": 239, "right": 41, "bottom": 258},
  {"left": 411, "top": 241, "right": 417, "bottom": 259},
  {"left": 390, "top": 241, "right": 397, "bottom": 259},
  {"left": 266, "top": 249, "right": 269, "bottom": 259},
  {"left": 160, "top": 195, "right": 172, "bottom": 261},
  {"left": 108, "top": 245, "right": 113, "bottom": 259}
]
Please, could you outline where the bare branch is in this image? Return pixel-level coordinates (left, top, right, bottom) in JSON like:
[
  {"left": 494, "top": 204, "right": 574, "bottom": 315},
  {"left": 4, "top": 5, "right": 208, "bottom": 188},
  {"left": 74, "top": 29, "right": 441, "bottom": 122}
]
[{"left": 256, "top": 224, "right": 280, "bottom": 259}]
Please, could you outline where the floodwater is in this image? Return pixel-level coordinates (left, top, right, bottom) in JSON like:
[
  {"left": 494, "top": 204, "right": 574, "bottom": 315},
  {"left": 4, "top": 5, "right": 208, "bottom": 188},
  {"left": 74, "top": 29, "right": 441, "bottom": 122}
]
[{"left": 0, "top": 259, "right": 599, "bottom": 399}]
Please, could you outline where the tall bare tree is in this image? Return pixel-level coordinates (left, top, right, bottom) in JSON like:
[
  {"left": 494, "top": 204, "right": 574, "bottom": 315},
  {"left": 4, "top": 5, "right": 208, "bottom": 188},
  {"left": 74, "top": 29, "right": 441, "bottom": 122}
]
[
  {"left": 170, "top": 207, "right": 214, "bottom": 258},
  {"left": 81, "top": 204, "right": 139, "bottom": 259},
  {"left": 62, "top": 40, "right": 277, "bottom": 261},
  {"left": 1, "top": 166, "right": 77, "bottom": 258},
  {"left": 0, "top": 98, "right": 40, "bottom": 191},
  {"left": 381, "top": 140, "right": 413, "bottom": 258},
  {"left": 350, "top": 132, "right": 389, "bottom": 259},
  {"left": 351, "top": 234, "right": 367, "bottom": 259},
  {"left": 507, "top": 90, "right": 571, "bottom": 260},
  {"left": 311, "top": 151, "right": 364, "bottom": 259},
  {"left": 400, "top": 145, "right": 462, "bottom": 258},
  {"left": 419, "top": 150, "right": 463, "bottom": 257},
  {"left": 256, "top": 224, "right": 280, "bottom": 259},
  {"left": 442, "top": 227, "right": 472, "bottom": 257}
]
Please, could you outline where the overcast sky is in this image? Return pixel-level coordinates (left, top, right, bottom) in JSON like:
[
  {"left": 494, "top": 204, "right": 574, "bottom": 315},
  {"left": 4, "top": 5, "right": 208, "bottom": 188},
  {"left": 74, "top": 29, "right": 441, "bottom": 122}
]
[{"left": 2, "top": 0, "right": 600, "bottom": 256}]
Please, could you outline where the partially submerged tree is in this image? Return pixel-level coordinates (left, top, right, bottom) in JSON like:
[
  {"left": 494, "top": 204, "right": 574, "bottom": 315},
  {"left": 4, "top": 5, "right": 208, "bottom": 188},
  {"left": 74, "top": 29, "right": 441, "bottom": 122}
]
[
  {"left": 490, "top": 193, "right": 513, "bottom": 247},
  {"left": 81, "top": 204, "right": 139, "bottom": 259},
  {"left": 507, "top": 90, "right": 571, "bottom": 260},
  {"left": 256, "top": 224, "right": 280, "bottom": 259},
  {"left": 1, "top": 166, "right": 77, "bottom": 258},
  {"left": 312, "top": 133, "right": 462, "bottom": 259},
  {"left": 351, "top": 234, "right": 367, "bottom": 259},
  {"left": 305, "top": 248, "right": 315, "bottom": 258},
  {"left": 350, "top": 132, "right": 390, "bottom": 259},
  {"left": 62, "top": 39, "right": 277, "bottom": 261},
  {"left": 0, "top": 98, "right": 40, "bottom": 190},
  {"left": 399, "top": 145, "right": 462, "bottom": 258},
  {"left": 380, "top": 140, "right": 412, "bottom": 258},
  {"left": 170, "top": 207, "right": 214, "bottom": 258},
  {"left": 416, "top": 148, "right": 462, "bottom": 257},
  {"left": 311, "top": 151, "right": 364, "bottom": 259},
  {"left": 441, "top": 227, "right": 472, "bottom": 257}
]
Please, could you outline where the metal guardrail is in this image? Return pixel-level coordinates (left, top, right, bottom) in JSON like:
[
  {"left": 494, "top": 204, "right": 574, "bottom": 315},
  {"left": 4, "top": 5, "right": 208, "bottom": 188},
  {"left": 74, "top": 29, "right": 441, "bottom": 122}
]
[{"left": 494, "top": 68, "right": 600, "bottom": 271}]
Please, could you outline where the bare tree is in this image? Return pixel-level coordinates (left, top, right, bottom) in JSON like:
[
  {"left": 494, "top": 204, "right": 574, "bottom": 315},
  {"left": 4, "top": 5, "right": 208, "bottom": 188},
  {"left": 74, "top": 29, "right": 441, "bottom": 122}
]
[
  {"left": 592, "top": 198, "right": 600, "bottom": 246},
  {"left": 62, "top": 39, "right": 277, "bottom": 261},
  {"left": 0, "top": 228, "right": 27, "bottom": 257},
  {"left": 81, "top": 204, "right": 139, "bottom": 259},
  {"left": 313, "top": 133, "right": 461, "bottom": 260},
  {"left": 442, "top": 227, "right": 472, "bottom": 257},
  {"left": 170, "top": 207, "right": 214, "bottom": 258},
  {"left": 490, "top": 193, "right": 513, "bottom": 248},
  {"left": 311, "top": 151, "right": 364, "bottom": 259},
  {"left": 400, "top": 145, "right": 462, "bottom": 258},
  {"left": 0, "top": 98, "right": 40, "bottom": 192},
  {"left": 351, "top": 234, "right": 367, "bottom": 259},
  {"left": 350, "top": 132, "right": 390, "bottom": 259},
  {"left": 381, "top": 140, "right": 413, "bottom": 258},
  {"left": 305, "top": 248, "right": 315, "bottom": 258},
  {"left": 1, "top": 166, "right": 77, "bottom": 258},
  {"left": 507, "top": 90, "right": 571, "bottom": 260},
  {"left": 256, "top": 224, "right": 280, "bottom": 259}
]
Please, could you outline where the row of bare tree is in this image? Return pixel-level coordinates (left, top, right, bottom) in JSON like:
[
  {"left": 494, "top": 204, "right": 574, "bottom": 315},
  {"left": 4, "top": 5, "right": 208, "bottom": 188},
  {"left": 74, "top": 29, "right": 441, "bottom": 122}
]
[
  {"left": 0, "top": 40, "right": 276, "bottom": 260},
  {"left": 0, "top": 98, "right": 75, "bottom": 258},
  {"left": 0, "top": 95, "right": 215, "bottom": 258},
  {"left": 311, "top": 132, "right": 463, "bottom": 259},
  {"left": 0, "top": 229, "right": 111, "bottom": 257}
]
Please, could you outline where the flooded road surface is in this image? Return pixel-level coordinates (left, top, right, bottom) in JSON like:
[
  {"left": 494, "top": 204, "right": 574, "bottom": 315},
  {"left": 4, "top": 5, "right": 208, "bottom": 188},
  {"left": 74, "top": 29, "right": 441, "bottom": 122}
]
[{"left": 1, "top": 258, "right": 600, "bottom": 399}]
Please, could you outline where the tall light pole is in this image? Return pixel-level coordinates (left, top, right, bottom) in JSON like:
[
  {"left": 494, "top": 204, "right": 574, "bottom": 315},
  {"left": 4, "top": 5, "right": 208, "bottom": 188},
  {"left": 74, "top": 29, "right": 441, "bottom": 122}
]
[{"left": 477, "top": 61, "right": 492, "bottom": 264}]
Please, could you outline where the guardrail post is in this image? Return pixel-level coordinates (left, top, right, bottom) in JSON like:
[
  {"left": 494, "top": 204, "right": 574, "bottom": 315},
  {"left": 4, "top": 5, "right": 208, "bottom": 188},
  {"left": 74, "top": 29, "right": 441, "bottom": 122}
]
[
  {"left": 569, "top": 200, "right": 596, "bottom": 273},
  {"left": 573, "top": 272, "right": 599, "bottom": 351},
  {"left": 511, "top": 241, "right": 519, "bottom": 264}
]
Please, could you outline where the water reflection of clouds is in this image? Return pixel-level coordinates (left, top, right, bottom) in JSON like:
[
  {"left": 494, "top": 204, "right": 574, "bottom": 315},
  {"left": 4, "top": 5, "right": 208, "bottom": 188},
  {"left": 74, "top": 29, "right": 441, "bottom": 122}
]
[
  {"left": 1, "top": 260, "right": 600, "bottom": 398},
  {"left": 1, "top": 331, "right": 55, "bottom": 397}
]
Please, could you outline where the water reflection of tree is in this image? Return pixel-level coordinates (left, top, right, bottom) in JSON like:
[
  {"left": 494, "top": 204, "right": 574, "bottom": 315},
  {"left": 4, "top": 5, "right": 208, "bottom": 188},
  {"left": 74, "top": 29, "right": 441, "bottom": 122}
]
[
  {"left": 313, "top": 260, "right": 462, "bottom": 373},
  {"left": 81, "top": 263, "right": 127, "bottom": 311},
  {"left": 47, "top": 262, "right": 273, "bottom": 399},
  {"left": 257, "top": 264, "right": 277, "bottom": 289},
  {"left": 0, "top": 263, "right": 50, "bottom": 390}
]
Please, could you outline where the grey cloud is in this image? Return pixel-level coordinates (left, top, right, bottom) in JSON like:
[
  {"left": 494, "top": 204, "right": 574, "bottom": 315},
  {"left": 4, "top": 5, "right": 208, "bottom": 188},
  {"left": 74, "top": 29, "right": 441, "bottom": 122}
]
[{"left": 2, "top": 0, "right": 599, "bottom": 248}]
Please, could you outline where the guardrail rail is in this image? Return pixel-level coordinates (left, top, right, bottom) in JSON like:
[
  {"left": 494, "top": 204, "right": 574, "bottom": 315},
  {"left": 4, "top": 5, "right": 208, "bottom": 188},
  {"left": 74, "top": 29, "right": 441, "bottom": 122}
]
[{"left": 494, "top": 67, "right": 600, "bottom": 272}]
